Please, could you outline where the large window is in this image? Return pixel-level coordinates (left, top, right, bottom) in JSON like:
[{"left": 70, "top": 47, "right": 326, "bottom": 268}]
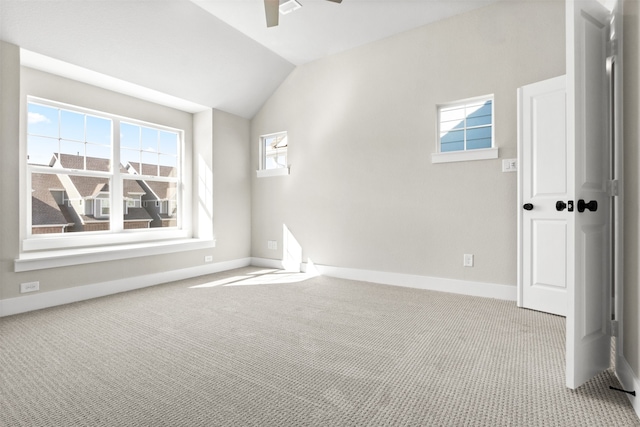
[
  {"left": 432, "top": 95, "right": 498, "bottom": 164},
  {"left": 26, "top": 98, "right": 182, "bottom": 239}
]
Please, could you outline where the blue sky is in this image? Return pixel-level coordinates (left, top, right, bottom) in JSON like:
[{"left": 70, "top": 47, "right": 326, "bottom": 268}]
[{"left": 27, "top": 102, "right": 178, "bottom": 170}]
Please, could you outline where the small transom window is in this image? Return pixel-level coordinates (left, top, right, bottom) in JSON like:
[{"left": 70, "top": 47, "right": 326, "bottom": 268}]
[
  {"left": 438, "top": 97, "right": 493, "bottom": 152},
  {"left": 432, "top": 95, "right": 498, "bottom": 164},
  {"left": 257, "top": 131, "right": 289, "bottom": 178}
]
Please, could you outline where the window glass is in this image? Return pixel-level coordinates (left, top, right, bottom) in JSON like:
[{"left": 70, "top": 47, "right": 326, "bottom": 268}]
[
  {"left": 438, "top": 97, "right": 493, "bottom": 153},
  {"left": 27, "top": 99, "right": 181, "bottom": 237},
  {"left": 126, "top": 178, "right": 179, "bottom": 228},
  {"left": 121, "top": 123, "right": 179, "bottom": 177},
  {"left": 260, "top": 132, "right": 288, "bottom": 170}
]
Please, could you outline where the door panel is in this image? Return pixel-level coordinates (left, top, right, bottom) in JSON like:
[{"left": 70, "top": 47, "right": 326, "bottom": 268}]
[
  {"left": 581, "top": 225, "right": 606, "bottom": 337},
  {"left": 532, "top": 95, "right": 567, "bottom": 196},
  {"left": 532, "top": 221, "right": 567, "bottom": 291},
  {"left": 582, "top": 12, "right": 607, "bottom": 191}
]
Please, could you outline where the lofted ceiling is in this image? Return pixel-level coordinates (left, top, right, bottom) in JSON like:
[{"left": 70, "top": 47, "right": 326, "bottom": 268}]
[
  {"left": 191, "top": 0, "right": 501, "bottom": 66},
  {"left": 1, "top": 0, "right": 501, "bottom": 119}
]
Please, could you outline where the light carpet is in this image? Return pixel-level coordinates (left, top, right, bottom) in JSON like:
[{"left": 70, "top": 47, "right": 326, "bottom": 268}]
[{"left": 1, "top": 267, "right": 638, "bottom": 426}]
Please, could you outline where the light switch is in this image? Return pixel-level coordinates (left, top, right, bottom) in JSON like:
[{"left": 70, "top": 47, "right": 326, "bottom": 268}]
[{"left": 502, "top": 158, "right": 517, "bottom": 172}]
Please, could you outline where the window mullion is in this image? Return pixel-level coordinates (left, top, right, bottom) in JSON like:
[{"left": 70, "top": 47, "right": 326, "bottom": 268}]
[
  {"left": 83, "top": 114, "right": 87, "bottom": 170},
  {"left": 111, "top": 120, "right": 124, "bottom": 233},
  {"left": 463, "top": 105, "right": 467, "bottom": 151}
]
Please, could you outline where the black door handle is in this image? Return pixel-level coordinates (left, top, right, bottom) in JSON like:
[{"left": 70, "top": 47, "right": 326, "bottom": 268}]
[
  {"left": 556, "top": 201, "right": 567, "bottom": 211},
  {"left": 523, "top": 203, "right": 533, "bottom": 211},
  {"left": 578, "top": 199, "right": 598, "bottom": 212}
]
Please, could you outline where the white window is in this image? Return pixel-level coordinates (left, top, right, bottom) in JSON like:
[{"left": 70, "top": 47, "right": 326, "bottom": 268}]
[
  {"left": 96, "top": 198, "right": 110, "bottom": 218},
  {"left": 126, "top": 198, "right": 141, "bottom": 208},
  {"left": 431, "top": 95, "right": 498, "bottom": 163},
  {"left": 257, "top": 131, "right": 289, "bottom": 178},
  {"left": 26, "top": 97, "right": 182, "bottom": 243}
]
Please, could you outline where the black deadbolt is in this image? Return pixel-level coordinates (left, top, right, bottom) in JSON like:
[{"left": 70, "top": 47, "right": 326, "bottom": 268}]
[{"left": 523, "top": 203, "right": 533, "bottom": 211}]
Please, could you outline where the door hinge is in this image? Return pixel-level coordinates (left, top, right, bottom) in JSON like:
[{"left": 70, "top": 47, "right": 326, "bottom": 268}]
[
  {"left": 611, "top": 320, "right": 619, "bottom": 337},
  {"left": 608, "top": 180, "right": 620, "bottom": 197}
]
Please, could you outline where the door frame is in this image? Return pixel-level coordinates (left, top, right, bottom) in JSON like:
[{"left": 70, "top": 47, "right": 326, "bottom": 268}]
[{"left": 608, "top": 0, "right": 624, "bottom": 381}]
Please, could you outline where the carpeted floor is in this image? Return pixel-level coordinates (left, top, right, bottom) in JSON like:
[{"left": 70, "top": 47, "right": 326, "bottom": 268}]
[{"left": 1, "top": 267, "right": 638, "bottom": 426}]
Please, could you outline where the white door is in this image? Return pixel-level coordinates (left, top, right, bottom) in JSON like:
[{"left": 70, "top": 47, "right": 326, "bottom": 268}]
[
  {"left": 518, "top": 76, "right": 568, "bottom": 317},
  {"left": 566, "top": 0, "right": 612, "bottom": 390}
]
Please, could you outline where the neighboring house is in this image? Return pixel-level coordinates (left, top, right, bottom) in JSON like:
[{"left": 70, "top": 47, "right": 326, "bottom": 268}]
[
  {"left": 30, "top": 154, "right": 154, "bottom": 233},
  {"left": 126, "top": 163, "right": 178, "bottom": 228},
  {"left": 30, "top": 172, "right": 74, "bottom": 234}
]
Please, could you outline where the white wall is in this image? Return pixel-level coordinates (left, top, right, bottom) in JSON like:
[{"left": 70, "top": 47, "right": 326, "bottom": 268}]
[
  {"left": 250, "top": 1, "right": 565, "bottom": 286},
  {"left": 0, "top": 44, "right": 251, "bottom": 304},
  {"left": 213, "top": 109, "right": 252, "bottom": 258}
]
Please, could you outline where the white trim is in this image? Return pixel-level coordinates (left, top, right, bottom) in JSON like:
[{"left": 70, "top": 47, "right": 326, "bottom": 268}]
[
  {"left": 252, "top": 258, "right": 516, "bottom": 300},
  {"left": 517, "top": 85, "right": 524, "bottom": 308},
  {"left": 15, "top": 238, "right": 216, "bottom": 272},
  {"left": 1, "top": 257, "right": 251, "bottom": 317},
  {"left": 256, "top": 167, "right": 290, "bottom": 178},
  {"left": 437, "top": 93, "right": 495, "bottom": 109},
  {"left": 615, "top": 353, "right": 640, "bottom": 419},
  {"left": 303, "top": 263, "right": 515, "bottom": 300},
  {"left": 23, "top": 228, "right": 190, "bottom": 252},
  {"left": 435, "top": 94, "right": 495, "bottom": 158},
  {"left": 25, "top": 96, "right": 188, "bottom": 251},
  {"left": 251, "top": 257, "right": 288, "bottom": 269},
  {"left": 431, "top": 147, "right": 499, "bottom": 164}
]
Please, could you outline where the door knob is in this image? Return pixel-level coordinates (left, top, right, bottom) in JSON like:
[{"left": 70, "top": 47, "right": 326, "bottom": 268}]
[
  {"left": 523, "top": 203, "right": 533, "bottom": 211},
  {"left": 578, "top": 199, "right": 598, "bottom": 212},
  {"left": 556, "top": 201, "right": 567, "bottom": 211}
]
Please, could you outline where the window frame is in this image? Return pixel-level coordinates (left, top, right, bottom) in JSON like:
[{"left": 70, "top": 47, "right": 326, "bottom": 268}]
[
  {"left": 23, "top": 96, "right": 187, "bottom": 252},
  {"left": 257, "top": 131, "right": 289, "bottom": 178},
  {"left": 431, "top": 94, "right": 498, "bottom": 164}
]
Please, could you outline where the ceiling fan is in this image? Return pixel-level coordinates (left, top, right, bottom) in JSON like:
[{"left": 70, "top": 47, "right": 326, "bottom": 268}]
[{"left": 264, "top": 0, "right": 342, "bottom": 28}]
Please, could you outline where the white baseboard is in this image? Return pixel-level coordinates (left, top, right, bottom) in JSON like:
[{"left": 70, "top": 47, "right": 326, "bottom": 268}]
[
  {"left": 296, "top": 261, "right": 516, "bottom": 301},
  {"left": 0, "top": 257, "right": 251, "bottom": 317},
  {"left": 616, "top": 353, "right": 640, "bottom": 418},
  {"left": 250, "top": 257, "right": 286, "bottom": 269}
]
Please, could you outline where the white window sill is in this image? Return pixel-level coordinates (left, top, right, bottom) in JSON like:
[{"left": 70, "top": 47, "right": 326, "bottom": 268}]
[
  {"left": 431, "top": 147, "right": 499, "bottom": 164},
  {"left": 14, "top": 238, "right": 216, "bottom": 272},
  {"left": 256, "top": 167, "right": 290, "bottom": 178}
]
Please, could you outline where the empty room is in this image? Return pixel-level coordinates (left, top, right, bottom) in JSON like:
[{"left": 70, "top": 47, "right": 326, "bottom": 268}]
[{"left": 1, "top": 0, "right": 640, "bottom": 425}]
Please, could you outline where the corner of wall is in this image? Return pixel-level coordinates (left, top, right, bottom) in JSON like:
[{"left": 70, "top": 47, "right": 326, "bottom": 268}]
[{"left": 0, "top": 41, "right": 21, "bottom": 302}]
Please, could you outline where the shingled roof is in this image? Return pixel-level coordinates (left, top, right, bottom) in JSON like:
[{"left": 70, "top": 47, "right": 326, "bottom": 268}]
[
  {"left": 31, "top": 173, "right": 73, "bottom": 227},
  {"left": 127, "top": 162, "right": 177, "bottom": 201},
  {"left": 57, "top": 153, "right": 147, "bottom": 198}
]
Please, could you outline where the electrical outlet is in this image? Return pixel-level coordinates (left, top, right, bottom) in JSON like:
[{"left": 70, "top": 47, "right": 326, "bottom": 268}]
[
  {"left": 204, "top": 255, "right": 213, "bottom": 263},
  {"left": 20, "top": 281, "right": 40, "bottom": 293},
  {"left": 463, "top": 254, "right": 474, "bottom": 267},
  {"left": 267, "top": 240, "right": 278, "bottom": 250}
]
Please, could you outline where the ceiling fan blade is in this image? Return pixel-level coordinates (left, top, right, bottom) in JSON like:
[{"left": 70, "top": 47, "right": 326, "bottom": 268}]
[
  {"left": 326, "top": 0, "right": 343, "bottom": 3},
  {"left": 264, "top": 0, "right": 279, "bottom": 27}
]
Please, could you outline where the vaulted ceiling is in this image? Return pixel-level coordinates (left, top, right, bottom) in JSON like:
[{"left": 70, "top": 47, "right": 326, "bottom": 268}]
[{"left": 0, "top": 0, "right": 501, "bottom": 118}]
